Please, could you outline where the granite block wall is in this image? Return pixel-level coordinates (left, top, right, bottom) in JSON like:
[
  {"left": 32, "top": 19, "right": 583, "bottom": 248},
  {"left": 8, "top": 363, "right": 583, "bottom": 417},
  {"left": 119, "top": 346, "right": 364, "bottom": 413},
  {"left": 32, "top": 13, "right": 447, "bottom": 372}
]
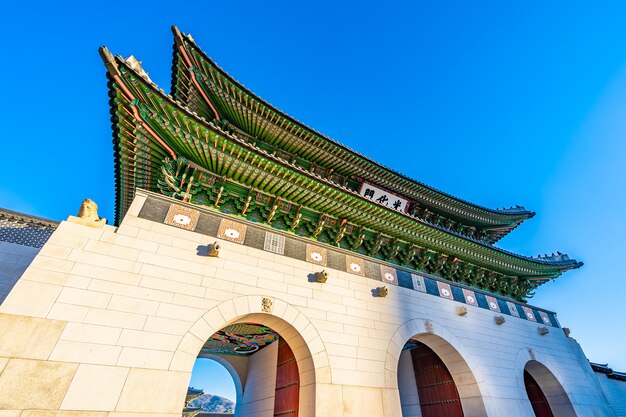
[{"left": 0, "top": 191, "right": 615, "bottom": 417}]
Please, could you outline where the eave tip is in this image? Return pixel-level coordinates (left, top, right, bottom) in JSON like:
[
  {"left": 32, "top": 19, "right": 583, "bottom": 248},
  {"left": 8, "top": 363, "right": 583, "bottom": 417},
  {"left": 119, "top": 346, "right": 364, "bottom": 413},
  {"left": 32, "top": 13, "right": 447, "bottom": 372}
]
[
  {"left": 99, "top": 46, "right": 120, "bottom": 74},
  {"left": 99, "top": 46, "right": 112, "bottom": 61}
]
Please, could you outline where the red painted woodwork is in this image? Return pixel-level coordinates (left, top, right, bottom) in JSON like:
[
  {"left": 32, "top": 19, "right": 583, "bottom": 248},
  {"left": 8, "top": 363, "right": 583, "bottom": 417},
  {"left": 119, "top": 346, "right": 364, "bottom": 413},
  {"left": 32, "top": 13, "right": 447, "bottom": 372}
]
[
  {"left": 273, "top": 338, "right": 299, "bottom": 416},
  {"left": 410, "top": 342, "right": 465, "bottom": 417},
  {"left": 524, "top": 370, "right": 555, "bottom": 417}
]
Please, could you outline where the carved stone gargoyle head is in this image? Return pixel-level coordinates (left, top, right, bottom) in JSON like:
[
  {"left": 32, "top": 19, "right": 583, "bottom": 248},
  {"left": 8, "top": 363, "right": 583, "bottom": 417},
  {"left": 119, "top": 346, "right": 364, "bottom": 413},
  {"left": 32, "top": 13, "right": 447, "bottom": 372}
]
[
  {"left": 562, "top": 327, "right": 571, "bottom": 337},
  {"left": 494, "top": 316, "right": 506, "bottom": 325},
  {"left": 208, "top": 242, "right": 221, "bottom": 257},
  {"left": 538, "top": 327, "right": 549, "bottom": 336},
  {"left": 456, "top": 306, "right": 468, "bottom": 316},
  {"left": 375, "top": 286, "right": 388, "bottom": 297},
  {"left": 313, "top": 270, "right": 328, "bottom": 283}
]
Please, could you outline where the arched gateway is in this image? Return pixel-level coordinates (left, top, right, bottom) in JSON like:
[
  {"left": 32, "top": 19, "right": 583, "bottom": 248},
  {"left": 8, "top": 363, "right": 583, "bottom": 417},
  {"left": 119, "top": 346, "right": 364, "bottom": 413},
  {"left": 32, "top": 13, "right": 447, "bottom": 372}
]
[
  {"left": 388, "top": 319, "right": 489, "bottom": 417},
  {"left": 0, "top": 25, "right": 616, "bottom": 417},
  {"left": 523, "top": 360, "right": 577, "bottom": 417},
  {"left": 173, "top": 297, "right": 324, "bottom": 417}
]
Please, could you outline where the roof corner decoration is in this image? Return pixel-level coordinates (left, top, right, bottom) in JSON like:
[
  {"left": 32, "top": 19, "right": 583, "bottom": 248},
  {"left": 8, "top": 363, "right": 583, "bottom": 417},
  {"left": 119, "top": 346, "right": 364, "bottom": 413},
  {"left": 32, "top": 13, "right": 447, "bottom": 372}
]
[{"left": 101, "top": 27, "right": 582, "bottom": 301}]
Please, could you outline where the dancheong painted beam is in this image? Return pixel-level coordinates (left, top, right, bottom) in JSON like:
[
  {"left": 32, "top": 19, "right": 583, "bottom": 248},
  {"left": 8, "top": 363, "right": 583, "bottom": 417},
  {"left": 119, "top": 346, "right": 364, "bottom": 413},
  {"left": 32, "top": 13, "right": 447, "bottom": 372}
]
[{"left": 100, "top": 28, "right": 581, "bottom": 301}]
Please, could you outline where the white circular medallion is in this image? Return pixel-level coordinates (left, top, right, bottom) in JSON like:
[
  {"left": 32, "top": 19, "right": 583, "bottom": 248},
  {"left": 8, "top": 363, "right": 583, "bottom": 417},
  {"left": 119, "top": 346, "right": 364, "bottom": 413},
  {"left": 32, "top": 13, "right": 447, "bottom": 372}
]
[
  {"left": 224, "top": 228, "right": 240, "bottom": 239},
  {"left": 310, "top": 251, "right": 323, "bottom": 262},
  {"left": 489, "top": 302, "right": 498, "bottom": 310},
  {"left": 466, "top": 295, "right": 475, "bottom": 304},
  {"left": 441, "top": 288, "right": 450, "bottom": 297},
  {"left": 350, "top": 263, "right": 361, "bottom": 273},
  {"left": 527, "top": 312, "right": 534, "bottom": 319},
  {"left": 543, "top": 317, "right": 550, "bottom": 324},
  {"left": 173, "top": 214, "right": 191, "bottom": 225}
]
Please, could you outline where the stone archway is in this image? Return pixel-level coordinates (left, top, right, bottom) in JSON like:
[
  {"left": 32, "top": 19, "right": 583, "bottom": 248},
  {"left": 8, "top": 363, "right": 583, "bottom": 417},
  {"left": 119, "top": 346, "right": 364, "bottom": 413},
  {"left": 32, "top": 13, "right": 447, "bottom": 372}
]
[
  {"left": 169, "top": 295, "right": 330, "bottom": 417},
  {"left": 523, "top": 360, "right": 577, "bottom": 417},
  {"left": 385, "top": 318, "right": 489, "bottom": 417}
]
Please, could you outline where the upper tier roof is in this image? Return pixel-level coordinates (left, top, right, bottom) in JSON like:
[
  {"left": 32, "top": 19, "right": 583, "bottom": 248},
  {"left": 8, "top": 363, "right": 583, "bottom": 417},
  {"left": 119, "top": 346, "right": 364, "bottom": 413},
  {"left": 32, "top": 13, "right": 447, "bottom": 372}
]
[{"left": 169, "top": 26, "right": 535, "bottom": 244}]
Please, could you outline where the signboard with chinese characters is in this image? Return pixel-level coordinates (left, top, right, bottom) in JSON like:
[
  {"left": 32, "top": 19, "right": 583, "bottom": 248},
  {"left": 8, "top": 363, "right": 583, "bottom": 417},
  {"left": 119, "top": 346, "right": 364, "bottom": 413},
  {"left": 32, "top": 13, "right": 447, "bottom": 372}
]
[{"left": 359, "top": 182, "right": 410, "bottom": 212}]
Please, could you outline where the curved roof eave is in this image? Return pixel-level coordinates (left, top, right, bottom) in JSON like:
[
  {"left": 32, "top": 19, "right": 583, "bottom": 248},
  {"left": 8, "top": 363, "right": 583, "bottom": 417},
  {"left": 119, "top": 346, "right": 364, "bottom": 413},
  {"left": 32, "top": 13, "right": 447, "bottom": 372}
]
[{"left": 170, "top": 26, "right": 535, "bottom": 229}]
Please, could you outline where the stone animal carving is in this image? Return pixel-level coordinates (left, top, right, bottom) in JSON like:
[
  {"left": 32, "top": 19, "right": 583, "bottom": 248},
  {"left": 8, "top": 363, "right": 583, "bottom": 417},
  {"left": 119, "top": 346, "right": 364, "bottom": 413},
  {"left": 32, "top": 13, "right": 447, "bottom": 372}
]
[
  {"left": 376, "top": 286, "right": 388, "bottom": 297},
  {"left": 67, "top": 198, "right": 107, "bottom": 228},
  {"left": 77, "top": 199, "right": 106, "bottom": 225},
  {"left": 314, "top": 270, "right": 328, "bottom": 283},
  {"left": 208, "top": 242, "right": 221, "bottom": 257}
]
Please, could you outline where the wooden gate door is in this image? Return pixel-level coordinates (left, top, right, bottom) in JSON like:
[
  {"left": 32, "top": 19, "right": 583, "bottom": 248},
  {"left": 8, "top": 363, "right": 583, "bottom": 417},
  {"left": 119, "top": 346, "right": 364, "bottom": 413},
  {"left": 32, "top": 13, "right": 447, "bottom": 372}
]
[
  {"left": 524, "top": 370, "right": 555, "bottom": 417},
  {"left": 273, "top": 338, "right": 299, "bottom": 417},
  {"left": 411, "top": 342, "right": 464, "bottom": 417}
]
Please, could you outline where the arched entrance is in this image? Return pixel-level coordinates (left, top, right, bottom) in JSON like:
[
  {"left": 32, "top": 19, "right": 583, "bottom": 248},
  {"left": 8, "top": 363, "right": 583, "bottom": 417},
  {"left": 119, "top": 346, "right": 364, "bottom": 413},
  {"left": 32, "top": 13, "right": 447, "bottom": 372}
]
[
  {"left": 173, "top": 296, "right": 328, "bottom": 417},
  {"left": 185, "top": 322, "right": 299, "bottom": 417},
  {"left": 406, "top": 341, "right": 464, "bottom": 417},
  {"left": 388, "top": 319, "right": 488, "bottom": 417},
  {"left": 525, "top": 370, "right": 553, "bottom": 417},
  {"left": 524, "top": 360, "right": 577, "bottom": 417}
]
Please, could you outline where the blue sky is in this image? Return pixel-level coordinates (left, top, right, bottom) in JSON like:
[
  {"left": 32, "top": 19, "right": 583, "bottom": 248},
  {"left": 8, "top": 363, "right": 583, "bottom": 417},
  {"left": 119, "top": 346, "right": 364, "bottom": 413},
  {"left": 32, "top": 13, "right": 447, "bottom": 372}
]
[
  {"left": 2, "top": 0, "right": 626, "bottom": 386},
  {"left": 189, "top": 359, "right": 236, "bottom": 402}
]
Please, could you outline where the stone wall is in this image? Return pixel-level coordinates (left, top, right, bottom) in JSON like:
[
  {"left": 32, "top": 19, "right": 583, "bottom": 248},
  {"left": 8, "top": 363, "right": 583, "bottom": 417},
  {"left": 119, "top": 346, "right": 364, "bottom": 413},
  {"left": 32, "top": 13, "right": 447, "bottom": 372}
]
[
  {"left": 397, "top": 350, "right": 420, "bottom": 417},
  {"left": 0, "top": 241, "right": 40, "bottom": 303},
  {"left": 0, "top": 190, "right": 615, "bottom": 417},
  {"left": 594, "top": 372, "right": 626, "bottom": 417},
  {"left": 0, "top": 210, "right": 57, "bottom": 304},
  {"left": 236, "top": 341, "right": 278, "bottom": 417}
]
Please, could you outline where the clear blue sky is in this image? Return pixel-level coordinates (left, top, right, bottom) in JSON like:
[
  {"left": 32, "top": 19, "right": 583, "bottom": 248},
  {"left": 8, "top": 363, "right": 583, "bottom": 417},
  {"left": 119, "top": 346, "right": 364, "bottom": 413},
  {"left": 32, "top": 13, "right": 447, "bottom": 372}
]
[
  {"left": 189, "top": 359, "right": 236, "bottom": 402},
  {"left": 2, "top": 0, "right": 625, "bottom": 375}
]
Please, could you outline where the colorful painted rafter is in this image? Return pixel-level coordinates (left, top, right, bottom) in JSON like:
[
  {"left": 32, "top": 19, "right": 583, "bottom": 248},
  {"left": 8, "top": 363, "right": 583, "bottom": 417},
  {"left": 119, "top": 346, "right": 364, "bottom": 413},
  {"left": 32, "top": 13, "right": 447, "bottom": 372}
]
[{"left": 100, "top": 31, "right": 582, "bottom": 300}]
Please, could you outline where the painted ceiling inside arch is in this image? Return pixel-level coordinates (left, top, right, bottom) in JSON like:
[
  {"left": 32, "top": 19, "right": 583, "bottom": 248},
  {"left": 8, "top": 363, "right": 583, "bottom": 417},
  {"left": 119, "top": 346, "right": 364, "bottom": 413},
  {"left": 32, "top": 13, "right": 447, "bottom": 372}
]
[
  {"left": 199, "top": 323, "right": 279, "bottom": 357},
  {"left": 100, "top": 26, "right": 582, "bottom": 301}
]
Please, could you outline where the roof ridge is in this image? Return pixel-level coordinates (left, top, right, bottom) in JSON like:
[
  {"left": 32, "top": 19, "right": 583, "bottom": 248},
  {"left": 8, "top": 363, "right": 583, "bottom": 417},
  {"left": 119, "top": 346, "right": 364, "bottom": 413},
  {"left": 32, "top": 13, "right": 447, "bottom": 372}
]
[{"left": 0, "top": 207, "right": 59, "bottom": 229}]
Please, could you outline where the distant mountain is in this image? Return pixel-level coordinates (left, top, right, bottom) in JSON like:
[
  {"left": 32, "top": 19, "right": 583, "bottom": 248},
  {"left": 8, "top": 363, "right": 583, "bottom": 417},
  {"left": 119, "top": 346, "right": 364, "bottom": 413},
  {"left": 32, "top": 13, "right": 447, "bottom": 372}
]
[{"left": 188, "top": 393, "right": 235, "bottom": 413}]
